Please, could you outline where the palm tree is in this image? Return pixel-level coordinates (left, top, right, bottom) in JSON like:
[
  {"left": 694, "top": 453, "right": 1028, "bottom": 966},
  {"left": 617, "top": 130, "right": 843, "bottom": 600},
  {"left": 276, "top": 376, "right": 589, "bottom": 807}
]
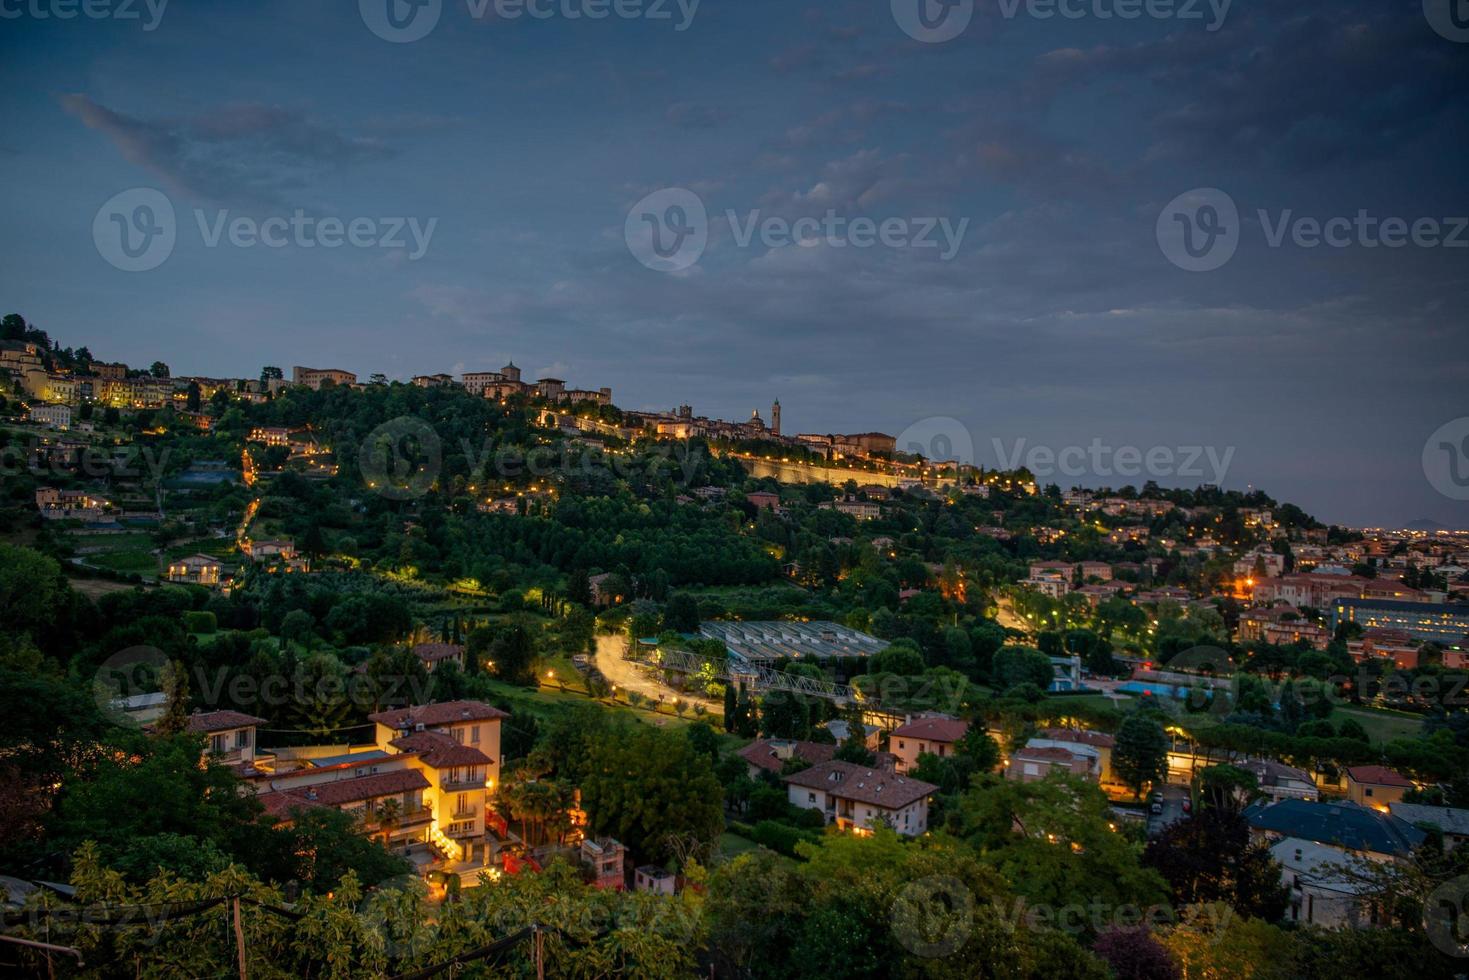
[{"left": 376, "top": 797, "right": 403, "bottom": 846}]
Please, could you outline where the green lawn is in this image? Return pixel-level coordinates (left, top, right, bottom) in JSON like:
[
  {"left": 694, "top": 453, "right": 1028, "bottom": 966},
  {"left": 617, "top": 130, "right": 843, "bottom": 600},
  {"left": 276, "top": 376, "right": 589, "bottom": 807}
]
[
  {"left": 85, "top": 550, "right": 159, "bottom": 575},
  {"left": 717, "top": 832, "right": 761, "bottom": 859},
  {"left": 1329, "top": 705, "right": 1423, "bottom": 744}
]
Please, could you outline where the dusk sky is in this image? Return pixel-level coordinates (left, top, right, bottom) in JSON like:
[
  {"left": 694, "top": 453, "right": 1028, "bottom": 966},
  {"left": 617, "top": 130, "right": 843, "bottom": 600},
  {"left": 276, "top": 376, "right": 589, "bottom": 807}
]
[{"left": 2, "top": 0, "right": 1466, "bottom": 527}]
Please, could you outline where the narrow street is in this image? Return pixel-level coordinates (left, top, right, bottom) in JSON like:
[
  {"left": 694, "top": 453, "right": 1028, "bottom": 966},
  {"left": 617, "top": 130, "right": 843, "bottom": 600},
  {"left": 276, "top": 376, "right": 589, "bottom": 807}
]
[{"left": 592, "top": 634, "right": 721, "bottom": 713}]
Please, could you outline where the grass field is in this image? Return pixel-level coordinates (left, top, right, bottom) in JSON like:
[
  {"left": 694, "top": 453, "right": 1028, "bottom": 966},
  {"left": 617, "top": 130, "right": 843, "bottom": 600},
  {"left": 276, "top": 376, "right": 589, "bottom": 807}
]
[{"left": 1329, "top": 705, "right": 1423, "bottom": 744}]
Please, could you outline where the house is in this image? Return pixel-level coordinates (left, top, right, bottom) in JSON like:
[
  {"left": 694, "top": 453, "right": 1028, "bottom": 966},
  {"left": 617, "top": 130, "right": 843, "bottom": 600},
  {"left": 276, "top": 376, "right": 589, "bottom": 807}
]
[
  {"left": 1007, "top": 743, "right": 1100, "bottom": 784},
  {"left": 821, "top": 497, "right": 880, "bottom": 520},
  {"left": 783, "top": 760, "right": 937, "bottom": 836},
  {"left": 737, "top": 738, "right": 836, "bottom": 778},
  {"left": 248, "top": 425, "right": 294, "bottom": 446},
  {"left": 291, "top": 367, "right": 357, "bottom": 390},
  {"left": 366, "top": 700, "right": 510, "bottom": 862},
  {"left": 746, "top": 491, "right": 781, "bottom": 512},
  {"left": 890, "top": 717, "right": 969, "bottom": 774},
  {"left": 1272, "top": 837, "right": 1381, "bottom": 930},
  {"left": 1389, "top": 804, "right": 1469, "bottom": 850},
  {"left": 823, "top": 719, "right": 882, "bottom": 752},
  {"left": 29, "top": 404, "right": 71, "bottom": 429},
  {"left": 412, "top": 643, "right": 465, "bottom": 673},
  {"left": 581, "top": 838, "right": 626, "bottom": 890},
  {"left": 1345, "top": 766, "right": 1414, "bottom": 812},
  {"left": 1345, "top": 628, "right": 1424, "bottom": 669},
  {"left": 1238, "top": 759, "right": 1321, "bottom": 802},
  {"left": 1244, "top": 798, "right": 1425, "bottom": 862},
  {"left": 243, "top": 538, "right": 296, "bottom": 562},
  {"left": 167, "top": 553, "right": 222, "bottom": 586},
  {"left": 181, "top": 710, "right": 266, "bottom": 769},
  {"left": 1035, "top": 728, "right": 1116, "bottom": 784},
  {"left": 635, "top": 866, "right": 676, "bottom": 895},
  {"left": 588, "top": 572, "right": 620, "bottom": 608}
]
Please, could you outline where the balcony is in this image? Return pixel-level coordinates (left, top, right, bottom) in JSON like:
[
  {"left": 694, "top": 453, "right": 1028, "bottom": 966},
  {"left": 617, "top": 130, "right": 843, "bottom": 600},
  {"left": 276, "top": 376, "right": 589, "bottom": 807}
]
[
  {"left": 440, "top": 773, "right": 486, "bottom": 792},
  {"left": 445, "top": 820, "right": 479, "bottom": 838},
  {"left": 346, "top": 804, "right": 432, "bottom": 829},
  {"left": 450, "top": 804, "right": 479, "bottom": 821}
]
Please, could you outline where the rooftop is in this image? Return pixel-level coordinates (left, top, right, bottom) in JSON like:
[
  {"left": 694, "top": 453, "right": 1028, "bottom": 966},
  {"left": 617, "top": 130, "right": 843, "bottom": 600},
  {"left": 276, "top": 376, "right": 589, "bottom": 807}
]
[
  {"left": 892, "top": 717, "right": 969, "bottom": 743},
  {"left": 1244, "top": 798, "right": 1425, "bottom": 856},
  {"left": 368, "top": 700, "right": 509, "bottom": 729},
  {"left": 783, "top": 760, "right": 937, "bottom": 810}
]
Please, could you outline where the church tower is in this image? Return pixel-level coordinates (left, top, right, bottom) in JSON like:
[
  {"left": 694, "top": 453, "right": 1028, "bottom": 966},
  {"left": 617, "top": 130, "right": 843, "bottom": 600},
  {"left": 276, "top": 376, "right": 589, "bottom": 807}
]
[{"left": 771, "top": 400, "right": 781, "bottom": 437}]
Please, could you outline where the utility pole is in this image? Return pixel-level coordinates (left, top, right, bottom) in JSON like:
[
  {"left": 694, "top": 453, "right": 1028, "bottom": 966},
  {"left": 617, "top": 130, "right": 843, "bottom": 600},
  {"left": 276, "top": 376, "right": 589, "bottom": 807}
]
[{"left": 232, "top": 897, "right": 247, "bottom": 980}]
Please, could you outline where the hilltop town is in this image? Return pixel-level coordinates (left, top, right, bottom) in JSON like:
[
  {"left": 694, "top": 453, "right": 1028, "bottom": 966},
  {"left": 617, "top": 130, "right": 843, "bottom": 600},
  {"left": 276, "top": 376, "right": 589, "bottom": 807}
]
[{"left": 4, "top": 311, "right": 1469, "bottom": 977}]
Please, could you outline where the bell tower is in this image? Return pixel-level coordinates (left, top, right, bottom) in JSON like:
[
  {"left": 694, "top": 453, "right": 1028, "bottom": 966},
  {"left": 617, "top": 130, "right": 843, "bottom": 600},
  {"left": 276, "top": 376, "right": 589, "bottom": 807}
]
[{"left": 771, "top": 399, "right": 781, "bottom": 437}]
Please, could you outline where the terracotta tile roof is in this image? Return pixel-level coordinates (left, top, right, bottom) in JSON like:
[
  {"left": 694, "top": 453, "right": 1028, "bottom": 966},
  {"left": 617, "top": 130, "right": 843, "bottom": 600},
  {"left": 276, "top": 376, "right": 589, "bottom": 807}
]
[
  {"left": 260, "top": 768, "right": 430, "bottom": 811},
  {"left": 390, "top": 730, "right": 493, "bottom": 769},
  {"left": 368, "top": 700, "right": 508, "bottom": 729},
  {"left": 737, "top": 739, "right": 836, "bottom": 774},
  {"left": 783, "top": 760, "right": 937, "bottom": 810},
  {"left": 1039, "top": 728, "right": 1115, "bottom": 749},
  {"left": 1346, "top": 766, "right": 1414, "bottom": 788},
  {"left": 183, "top": 710, "right": 266, "bottom": 733},
  {"left": 412, "top": 643, "right": 464, "bottom": 663},
  {"left": 892, "top": 717, "right": 969, "bottom": 743}
]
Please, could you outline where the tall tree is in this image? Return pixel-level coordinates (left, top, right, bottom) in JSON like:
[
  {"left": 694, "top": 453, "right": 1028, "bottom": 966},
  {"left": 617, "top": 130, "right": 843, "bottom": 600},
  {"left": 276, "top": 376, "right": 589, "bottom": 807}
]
[{"left": 1114, "top": 715, "right": 1170, "bottom": 799}]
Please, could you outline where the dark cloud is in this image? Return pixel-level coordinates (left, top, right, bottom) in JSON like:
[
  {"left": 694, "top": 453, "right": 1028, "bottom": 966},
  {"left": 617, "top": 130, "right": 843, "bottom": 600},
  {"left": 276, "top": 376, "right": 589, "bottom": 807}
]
[{"left": 58, "top": 94, "right": 392, "bottom": 209}]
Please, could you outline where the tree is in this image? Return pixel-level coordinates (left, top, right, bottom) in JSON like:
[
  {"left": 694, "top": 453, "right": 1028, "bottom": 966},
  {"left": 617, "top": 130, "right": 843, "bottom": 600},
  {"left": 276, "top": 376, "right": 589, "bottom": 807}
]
[
  {"left": 260, "top": 366, "right": 283, "bottom": 382},
  {"left": 149, "top": 360, "right": 170, "bottom": 378},
  {"left": 993, "top": 646, "right": 1055, "bottom": 690},
  {"left": 663, "top": 593, "right": 701, "bottom": 633},
  {"left": 685, "top": 720, "right": 721, "bottom": 761},
  {"left": 1114, "top": 715, "right": 1169, "bottom": 799},
  {"left": 1092, "top": 927, "right": 1180, "bottom": 980},
  {"left": 578, "top": 724, "right": 723, "bottom": 866},
  {"left": 1144, "top": 806, "right": 1289, "bottom": 920}
]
